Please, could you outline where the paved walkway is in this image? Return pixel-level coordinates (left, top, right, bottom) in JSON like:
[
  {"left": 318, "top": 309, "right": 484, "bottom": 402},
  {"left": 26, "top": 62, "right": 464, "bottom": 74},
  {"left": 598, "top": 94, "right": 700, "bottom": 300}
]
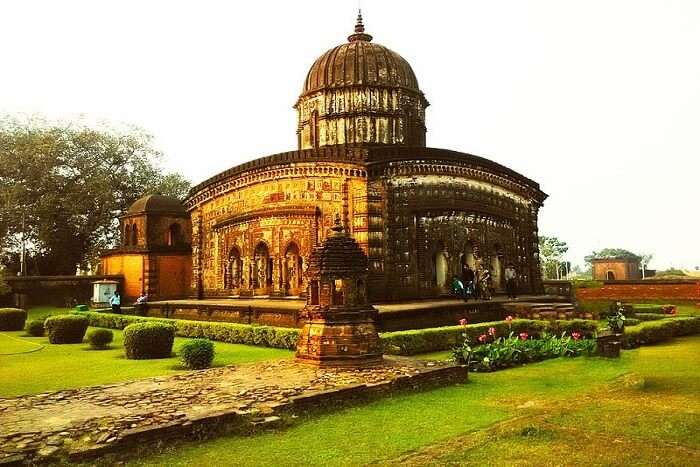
[
  {"left": 0, "top": 358, "right": 454, "bottom": 463},
  {"left": 149, "top": 295, "right": 561, "bottom": 313}
]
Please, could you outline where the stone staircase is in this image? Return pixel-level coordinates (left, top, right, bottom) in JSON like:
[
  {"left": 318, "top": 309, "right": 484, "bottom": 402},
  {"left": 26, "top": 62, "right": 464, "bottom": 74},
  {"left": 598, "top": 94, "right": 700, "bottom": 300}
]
[{"left": 502, "top": 302, "right": 593, "bottom": 321}]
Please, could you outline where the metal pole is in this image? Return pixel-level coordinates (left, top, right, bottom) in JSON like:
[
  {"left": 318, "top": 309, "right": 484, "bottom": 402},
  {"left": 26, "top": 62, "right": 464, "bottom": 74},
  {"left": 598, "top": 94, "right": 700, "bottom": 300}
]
[{"left": 20, "top": 211, "right": 26, "bottom": 276}]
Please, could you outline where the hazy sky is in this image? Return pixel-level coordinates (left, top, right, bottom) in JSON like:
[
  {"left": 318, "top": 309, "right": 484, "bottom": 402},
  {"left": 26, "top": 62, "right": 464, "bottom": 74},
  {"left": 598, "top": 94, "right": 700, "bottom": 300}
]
[{"left": 1, "top": 0, "right": 698, "bottom": 270}]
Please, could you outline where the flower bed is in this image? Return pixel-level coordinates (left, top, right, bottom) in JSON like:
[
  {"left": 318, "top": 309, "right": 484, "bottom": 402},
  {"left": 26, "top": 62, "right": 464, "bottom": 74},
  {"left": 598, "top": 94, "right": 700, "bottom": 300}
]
[
  {"left": 453, "top": 331, "right": 595, "bottom": 372},
  {"left": 380, "top": 318, "right": 599, "bottom": 356}
]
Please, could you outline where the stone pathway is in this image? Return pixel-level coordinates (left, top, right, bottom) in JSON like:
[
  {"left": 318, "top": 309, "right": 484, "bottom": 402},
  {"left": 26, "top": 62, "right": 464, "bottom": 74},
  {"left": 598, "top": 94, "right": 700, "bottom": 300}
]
[{"left": 0, "top": 358, "right": 461, "bottom": 464}]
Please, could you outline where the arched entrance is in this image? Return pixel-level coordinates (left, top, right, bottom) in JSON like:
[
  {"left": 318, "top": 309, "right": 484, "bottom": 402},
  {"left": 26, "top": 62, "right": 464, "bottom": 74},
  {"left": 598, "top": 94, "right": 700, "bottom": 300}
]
[
  {"left": 227, "top": 247, "right": 242, "bottom": 291},
  {"left": 252, "top": 242, "right": 271, "bottom": 294},
  {"left": 167, "top": 223, "right": 182, "bottom": 246},
  {"left": 606, "top": 270, "right": 616, "bottom": 281},
  {"left": 284, "top": 242, "right": 303, "bottom": 296}
]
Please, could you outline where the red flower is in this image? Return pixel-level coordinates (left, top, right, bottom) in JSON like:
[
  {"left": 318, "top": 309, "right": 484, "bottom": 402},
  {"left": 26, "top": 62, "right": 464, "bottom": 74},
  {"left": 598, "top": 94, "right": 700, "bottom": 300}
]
[
  {"left": 478, "top": 334, "right": 488, "bottom": 343},
  {"left": 488, "top": 327, "right": 497, "bottom": 337},
  {"left": 459, "top": 318, "right": 468, "bottom": 326},
  {"left": 505, "top": 315, "right": 514, "bottom": 323},
  {"left": 571, "top": 332, "right": 582, "bottom": 341},
  {"left": 519, "top": 332, "right": 529, "bottom": 341}
]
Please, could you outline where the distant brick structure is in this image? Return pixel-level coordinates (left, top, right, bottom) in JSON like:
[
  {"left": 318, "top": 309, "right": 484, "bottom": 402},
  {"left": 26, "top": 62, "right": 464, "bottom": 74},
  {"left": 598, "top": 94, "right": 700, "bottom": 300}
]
[
  {"left": 592, "top": 257, "right": 641, "bottom": 281},
  {"left": 101, "top": 195, "right": 192, "bottom": 301},
  {"left": 576, "top": 280, "right": 700, "bottom": 302}
]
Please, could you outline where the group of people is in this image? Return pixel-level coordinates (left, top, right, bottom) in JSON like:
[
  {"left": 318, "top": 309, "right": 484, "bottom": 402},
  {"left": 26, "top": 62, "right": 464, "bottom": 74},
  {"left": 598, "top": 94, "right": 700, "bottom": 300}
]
[
  {"left": 108, "top": 291, "right": 148, "bottom": 314},
  {"left": 451, "top": 262, "right": 519, "bottom": 301}
]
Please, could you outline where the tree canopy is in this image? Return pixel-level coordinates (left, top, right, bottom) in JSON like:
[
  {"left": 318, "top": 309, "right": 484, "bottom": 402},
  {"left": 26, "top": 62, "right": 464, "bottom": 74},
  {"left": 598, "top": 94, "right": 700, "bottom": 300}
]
[
  {"left": 584, "top": 248, "right": 641, "bottom": 266},
  {"left": 0, "top": 116, "right": 191, "bottom": 275}
]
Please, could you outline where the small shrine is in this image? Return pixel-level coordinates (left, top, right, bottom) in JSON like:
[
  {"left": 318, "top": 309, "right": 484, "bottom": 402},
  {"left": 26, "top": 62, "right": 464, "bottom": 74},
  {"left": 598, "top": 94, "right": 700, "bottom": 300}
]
[{"left": 295, "top": 216, "right": 382, "bottom": 367}]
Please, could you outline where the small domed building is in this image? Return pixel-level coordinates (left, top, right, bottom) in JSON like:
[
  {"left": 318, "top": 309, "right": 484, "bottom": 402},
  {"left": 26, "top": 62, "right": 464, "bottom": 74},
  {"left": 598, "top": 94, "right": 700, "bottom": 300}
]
[
  {"left": 101, "top": 194, "right": 192, "bottom": 300},
  {"left": 184, "top": 12, "right": 547, "bottom": 302}
]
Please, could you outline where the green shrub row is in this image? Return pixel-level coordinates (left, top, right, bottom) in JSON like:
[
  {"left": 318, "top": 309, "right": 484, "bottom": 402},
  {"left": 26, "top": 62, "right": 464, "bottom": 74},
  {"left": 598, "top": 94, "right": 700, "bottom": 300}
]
[
  {"left": 631, "top": 304, "right": 664, "bottom": 314},
  {"left": 75, "top": 311, "right": 300, "bottom": 350},
  {"left": 623, "top": 318, "right": 640, "bottom": 327},
  {"left": 622, "top": 317, "right": 700, "bottom": 349},
  {"left": 381, "top": 319, "right": 600, "bottom": 356},
  {"left": 0, "top": 308, "right": 27, "bottom": 331},
  {"left": 633, "top": 313, "right": 668, "bottom": 322}
]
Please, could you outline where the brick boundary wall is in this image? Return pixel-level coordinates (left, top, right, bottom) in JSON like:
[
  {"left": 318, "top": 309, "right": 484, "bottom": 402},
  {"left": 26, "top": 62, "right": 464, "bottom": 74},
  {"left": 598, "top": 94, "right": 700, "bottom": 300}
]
[{"left": 576, "top": 280, "right": 700, "bottom": 302}]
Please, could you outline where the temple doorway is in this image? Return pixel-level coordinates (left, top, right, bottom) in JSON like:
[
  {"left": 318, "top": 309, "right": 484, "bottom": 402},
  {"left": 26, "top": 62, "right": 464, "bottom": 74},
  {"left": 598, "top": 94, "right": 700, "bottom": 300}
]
[{"left": 607, "top": 270, "right": 616, "bottom": 281}]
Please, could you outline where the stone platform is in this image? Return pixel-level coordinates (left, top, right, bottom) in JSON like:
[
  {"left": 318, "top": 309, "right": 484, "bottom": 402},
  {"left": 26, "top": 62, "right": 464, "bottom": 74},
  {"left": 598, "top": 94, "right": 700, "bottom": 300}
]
[
  {"left": 0, "top": 358, "right": 467, "bottom": 465},
  {"left": 144, "top": 295, "right": 568, "bottom": 331}
]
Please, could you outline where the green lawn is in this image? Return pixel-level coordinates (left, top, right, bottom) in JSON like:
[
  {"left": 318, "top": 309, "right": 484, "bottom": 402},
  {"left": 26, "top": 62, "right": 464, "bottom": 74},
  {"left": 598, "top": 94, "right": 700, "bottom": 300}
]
[
  {"left": 0, "top": 308, "right": 292, "bottom": 397},
  {"left": 126, "top": 336, "right": 700, "bottom": 467}
]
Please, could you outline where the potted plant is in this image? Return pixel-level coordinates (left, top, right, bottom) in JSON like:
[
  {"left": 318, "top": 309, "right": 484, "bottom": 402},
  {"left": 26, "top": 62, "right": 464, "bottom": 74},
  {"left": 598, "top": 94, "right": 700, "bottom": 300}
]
[{"left": 597, "top": 302, "right": 625, "bottom": 357}]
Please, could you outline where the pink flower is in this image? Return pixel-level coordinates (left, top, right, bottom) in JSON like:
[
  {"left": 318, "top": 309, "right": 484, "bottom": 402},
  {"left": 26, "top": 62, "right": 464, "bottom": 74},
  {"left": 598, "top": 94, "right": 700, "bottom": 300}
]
[
  {"left": 459, "top": 318, "right": 468, "bottom": 326},
  {"left": 519, "top": 332, "right": 529, "bottom": 341},
  {"left": 505, "top": 315, "right": 514, "bottom": 323},
  {"left": 571, "top": 332, "right": 582, "bottom": 341},
  {"left": 488, "top": 327, "right": 497, "bottom": 337},
  {"left": 478, "top": 334, "right": 488, "bottom": 343}
]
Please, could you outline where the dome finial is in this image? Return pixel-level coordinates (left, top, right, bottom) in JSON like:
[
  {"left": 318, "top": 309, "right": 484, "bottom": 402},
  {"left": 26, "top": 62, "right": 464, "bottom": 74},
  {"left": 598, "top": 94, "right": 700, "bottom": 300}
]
[{"left": 348, "top": 8, "right": 373, "bottom": 42}]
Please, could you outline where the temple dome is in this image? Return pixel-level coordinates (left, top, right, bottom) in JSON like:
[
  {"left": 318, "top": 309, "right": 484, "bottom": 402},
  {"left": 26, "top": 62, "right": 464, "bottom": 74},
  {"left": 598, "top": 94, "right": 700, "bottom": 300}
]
[
  {"left": 127, "top": 194, "right": 186, "bottom": 215},
  {"left": 302, "top": 35, "right": 420, "bottom": 96},
  {"left": 295, "top": 11, "right": 429, "bottom": 149}
]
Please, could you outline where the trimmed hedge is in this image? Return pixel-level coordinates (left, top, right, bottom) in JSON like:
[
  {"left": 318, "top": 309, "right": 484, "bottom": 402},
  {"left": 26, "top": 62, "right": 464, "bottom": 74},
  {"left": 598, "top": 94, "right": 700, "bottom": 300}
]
[
  {"left": 631, "top": 304, "right": 664, "bottom": 314},
  {"left": 622, "top": 317, "right": 700, "bottom": 349},
  {"left": 75, "top": 311, "right": 300, "bottom": 350},
  {"left": 25, "top": 319, "right": 46, "bottom": 337},
  {"left": 87, "top": 328, "right": 114, "bottom": 349},
  {"left": 180, "top": 339, "right": 215, "bottom": 369},
  {"left": 381, "top": 319, "right": 600, "bottom": 355},
  {"left": 123, "top": 322, "right": 175, "bottom": 359},
  {"left": 634, "top": 313, "right": 668, "bottom": 322},
  {"left": 0, "top": 308, "right": 27, "bottom": 331},
  {"left": 45, "top": 315, "right": 89, "bottom": 344}
]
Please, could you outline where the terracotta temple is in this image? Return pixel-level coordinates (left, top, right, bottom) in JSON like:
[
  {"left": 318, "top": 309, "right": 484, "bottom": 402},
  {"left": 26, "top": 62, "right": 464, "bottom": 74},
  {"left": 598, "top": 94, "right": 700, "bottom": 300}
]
[
  {"left": 102, "top": 12, "right": 547, "bottom": 302},
  {"left": 295, "top": 215, "right": 382, "bottom": 367}
]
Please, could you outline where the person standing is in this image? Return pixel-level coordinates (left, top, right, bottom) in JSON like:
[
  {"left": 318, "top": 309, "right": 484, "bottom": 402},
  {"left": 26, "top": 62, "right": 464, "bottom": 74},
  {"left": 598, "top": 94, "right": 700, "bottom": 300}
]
[
  {"left": 462, "top": 264, "right": 475, "bottom": 299},
  {"left": 109, "top": 290, "right": 121, "bottom": 314},
  {"left": 505, "top": 263, "right": 517, "bottom": 299}
]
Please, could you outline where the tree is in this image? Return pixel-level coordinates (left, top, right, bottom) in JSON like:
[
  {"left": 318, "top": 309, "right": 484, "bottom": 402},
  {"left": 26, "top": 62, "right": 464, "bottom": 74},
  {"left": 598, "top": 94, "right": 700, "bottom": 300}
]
[
  {"left": 538, "top": 236, "right": 569, "bottom": 280},
  {"left": 639, "top": 253, "right": 653, "bottom": 279},
  {"left": 0, "top": 116, "right": 191, "bottom": 275}
]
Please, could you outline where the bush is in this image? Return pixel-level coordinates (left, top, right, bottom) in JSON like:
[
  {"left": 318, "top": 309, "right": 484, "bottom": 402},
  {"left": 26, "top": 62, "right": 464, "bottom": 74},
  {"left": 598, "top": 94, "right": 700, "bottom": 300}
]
[
  {"left": 25, "top": 319, "right": 46, "bottom": 337},
  {"left": 45, "top": 315, "right": 89, "bottom": 344},
  {"left": 87, "top": 328, "right": 114, "bottom": 349},
  {"left": 76, "top": 311, "right": 300, "bottom": 350},
  {"left": 123, "top": 322, "right": 175, "bottom": 359},
  {"left": 0, "top": 308, "right": 28, "bottom": 331},
  {"left": 180, "top": 339, "right": 215, "bottom": 369}
]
